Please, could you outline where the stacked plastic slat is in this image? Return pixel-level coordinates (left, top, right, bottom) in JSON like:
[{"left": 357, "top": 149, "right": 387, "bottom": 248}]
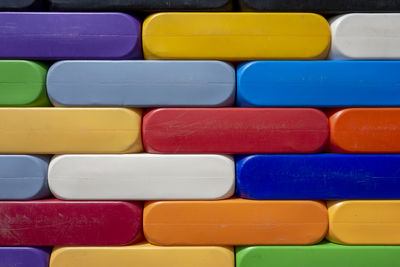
[{"left": 1, "top": 1, "right": 400, "bottom": 267}]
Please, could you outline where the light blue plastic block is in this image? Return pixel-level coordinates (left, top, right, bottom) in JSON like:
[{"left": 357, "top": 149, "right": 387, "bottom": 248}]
[
  {"left": 0, "top": 155, "right": 50, "bottom": 200},
  {"left": 47, "top": 60, "right": 235, "bottom": 107}
]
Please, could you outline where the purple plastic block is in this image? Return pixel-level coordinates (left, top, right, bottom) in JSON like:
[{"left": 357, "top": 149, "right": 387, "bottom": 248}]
[
  {"left": 0, "top": 247, "right": 50, "bottom": 267},
  {"left": 0, "top": 12, "right": 141, "bottom": 60}
]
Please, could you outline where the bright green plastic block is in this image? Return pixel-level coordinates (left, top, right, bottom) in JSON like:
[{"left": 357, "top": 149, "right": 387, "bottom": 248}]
[
  {"left": 236, "top": 242, "right": 400, "bottom": 267},
  {"left": 0, "top": 60, "right": 50, "bottom": 106}
]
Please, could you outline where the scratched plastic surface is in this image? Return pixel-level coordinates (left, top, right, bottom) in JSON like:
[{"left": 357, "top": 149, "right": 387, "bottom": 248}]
[
  {"left": 143, "top": 108, "right": 329, "bottom": 154},
  {"left": 0, "top": 200, "right": 143, "bottom": 246},
  {"left": 236, "top": 154, "right": 400, "bottom": 199},
  {"left": 0, "top": 12, "right": 141, "bottom": 59}
]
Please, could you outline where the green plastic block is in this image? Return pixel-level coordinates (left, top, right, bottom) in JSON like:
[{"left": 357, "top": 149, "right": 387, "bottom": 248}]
[
  {"left": 236, "top": 242, "right": 400, "bottom": 267},
  {"left": 0, "top": 60, "right": 50, "bottom": 106}
]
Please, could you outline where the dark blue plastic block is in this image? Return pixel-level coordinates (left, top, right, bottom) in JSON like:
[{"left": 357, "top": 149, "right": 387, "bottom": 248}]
[
  {"left": 236, "top": 154, "right": 400, "bottom": 200},
  {"left": 237, "top": 61, "right": 400, "bottom": 107},
  {"left": 0, "top": 155, "right": 50, "bottom": 200}
]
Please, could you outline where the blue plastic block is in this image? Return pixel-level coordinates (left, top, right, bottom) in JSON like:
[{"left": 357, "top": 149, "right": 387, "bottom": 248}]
[
  {"left": 0, "top": 155, "right": 50, "bottom": 200},
  {"left": 47, "top": 60, "right": 235, "bottom": 107},
  {"left": 236, "top": 154, "right": 400, "bottom": 200},
  {"left": 237, "top": 61, "right": 400, "bottom": 107}
]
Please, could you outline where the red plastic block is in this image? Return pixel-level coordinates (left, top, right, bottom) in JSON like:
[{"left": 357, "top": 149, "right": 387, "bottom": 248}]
[
  {"left": 143, "top": 108, "right": 328, "bottom": 154},
  {"left": 0, "top": 199, "right": 142, "bottom": 246}
]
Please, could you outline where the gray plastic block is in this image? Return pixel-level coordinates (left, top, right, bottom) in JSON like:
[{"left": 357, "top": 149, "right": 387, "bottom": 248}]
[
  {"left": 47, "top": 60, "right": 235, "bottom": 107},
  {"left": 0, "top": 155, "right": 50, "bottom": 200}
]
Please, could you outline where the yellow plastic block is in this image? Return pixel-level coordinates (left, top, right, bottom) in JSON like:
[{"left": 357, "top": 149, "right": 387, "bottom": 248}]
[
  {"left": 50, "top": 242, "right": 234, "bottom": 267},
  {"left": 328, "top": 200, "right": 400, "bottom": 245},
  {"left": 143, "top": 13, "right": 330, "bottom": 61},
  {"left": 0, "top": 108, "right": 142, "bottom": 154}
]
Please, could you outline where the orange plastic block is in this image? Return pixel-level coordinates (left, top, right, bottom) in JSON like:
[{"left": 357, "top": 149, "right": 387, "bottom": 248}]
[
  {"left": 143, "top": 199, "right": 328, "bottom": 245},
  {"left": 330, "top": 108, "right": 400, "bottom": 153}
]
